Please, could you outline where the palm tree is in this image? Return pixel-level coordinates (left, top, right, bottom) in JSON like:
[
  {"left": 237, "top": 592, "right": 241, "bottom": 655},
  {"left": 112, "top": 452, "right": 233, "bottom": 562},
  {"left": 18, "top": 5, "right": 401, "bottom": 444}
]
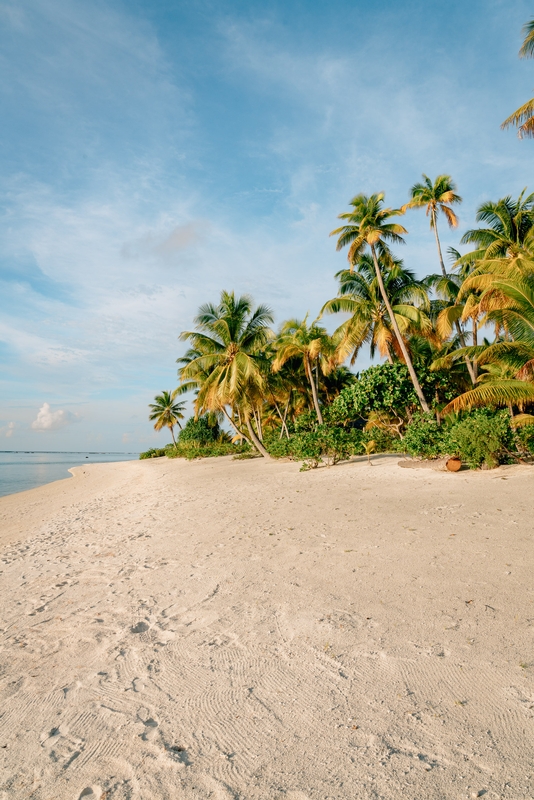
[
  {"left": 427, "top": 248, "right": 478, "bottom": 384},
  {"left": 402, "top": 174, "right": 462, "bottom": 277},
  {"left": 321, "top": 254, "right": 432, "bottom": 366},
  {"left": 460, "top": 191, "right": 534, "bottom": 263},
  {"left": 437, "top": 274, "right": 534, "bottom": 413},
  {"left": 330, "top": 192, "right": 431, "bottom": 413},
  {"left": 148, "top": 390, "right": 186, "bottom": 445},
  {"left": 272, "top": 317, "right": 334, "bottom": 424},
  {"left": 177, "top": 290, "right": 274, "bottom": 457},
  {"left": 502, "top": 19, "right": 534, "bottom": 138}
]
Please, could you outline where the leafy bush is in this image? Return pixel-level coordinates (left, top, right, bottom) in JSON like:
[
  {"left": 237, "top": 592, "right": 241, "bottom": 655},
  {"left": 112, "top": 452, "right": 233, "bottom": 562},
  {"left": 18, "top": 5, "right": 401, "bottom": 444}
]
[
  {"left": 139, "top": 447, "right": 168, "bottom": 459},
  {"left": 167, "top": 441, "right": 251, "bottom": 460},
  {"left": 178, "top": 415, "right": 229, "bottom": 446},
  {"left": 403, "top": 414, "right": 445, "bottom": 459},
  {"left": 443, "top": 409, "right": 514, "bottom": 469},
  {"left": 266, "top": 425, "right": 361, "bottom": 468},
  {"left": 331, "top": 362, "right": 458, "bottom": 426},
  {"left": 403, "top": 409, "right": 516, "bottom": 468}
]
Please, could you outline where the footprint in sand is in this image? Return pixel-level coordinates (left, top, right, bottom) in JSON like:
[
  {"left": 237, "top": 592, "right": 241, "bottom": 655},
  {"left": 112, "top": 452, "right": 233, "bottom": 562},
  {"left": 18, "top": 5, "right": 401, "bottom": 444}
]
[
  {"left": 130, "top": 621, "right": 149, "bottom": 633},
  {"left": 140, "top": 718, "right": 159, "bottom": 741},
  {"left": 78, "top": 788, "right": 102, "bottom": 800}
]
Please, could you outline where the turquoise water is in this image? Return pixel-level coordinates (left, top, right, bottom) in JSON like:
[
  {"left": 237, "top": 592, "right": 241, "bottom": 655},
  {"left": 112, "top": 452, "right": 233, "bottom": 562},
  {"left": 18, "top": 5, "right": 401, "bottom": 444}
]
[{"left": 0, "top": 451, "right": 138, "bottom": 498}]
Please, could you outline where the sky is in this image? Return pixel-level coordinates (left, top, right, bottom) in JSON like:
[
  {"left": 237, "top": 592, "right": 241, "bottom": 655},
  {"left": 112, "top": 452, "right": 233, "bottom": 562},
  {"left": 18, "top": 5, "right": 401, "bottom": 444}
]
[{"left": 0, "top": 0, "right": 532, "bottom": 452}]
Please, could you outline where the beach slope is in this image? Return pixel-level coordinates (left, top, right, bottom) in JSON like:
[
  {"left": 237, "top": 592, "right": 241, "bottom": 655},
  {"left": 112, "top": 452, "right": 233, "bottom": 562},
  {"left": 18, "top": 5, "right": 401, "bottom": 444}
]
[{"left": 0, "top": 455, "right": 533, "bottom": 799}]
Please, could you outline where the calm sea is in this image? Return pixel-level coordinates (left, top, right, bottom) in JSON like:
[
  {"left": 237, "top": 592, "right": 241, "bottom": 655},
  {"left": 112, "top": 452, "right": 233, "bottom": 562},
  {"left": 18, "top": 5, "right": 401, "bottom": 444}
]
[{"left": 0, "top": 451, "right": 138, "bottom": 498}]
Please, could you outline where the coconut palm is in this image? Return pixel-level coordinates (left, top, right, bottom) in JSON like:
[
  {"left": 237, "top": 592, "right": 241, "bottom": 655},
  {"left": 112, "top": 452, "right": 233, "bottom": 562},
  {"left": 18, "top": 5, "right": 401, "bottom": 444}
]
[
  {"left": 502, "top": 19, "right": 534, "bottom": 138},
  {"left": 177, "top": 290, "right": 274, "bottom": 457},
  {"left": 272, "top": 317, "right": 334, "bottom": 424},
  {"left": 437, "top": 274, "right": 534, "bottom": 413},
  {"left": 460, "top": 191, "right": 534, "bottom": 263},
  {"left": 321, "top": 255, "right": 432, "bottom": 366},
  {"left": 402, "top": 174, "right": 462, "bottom": 277},
  {"left": 330, "top": 192, "right": 431, "bottom": 412},
  {"left": 148, "top": 390, "right": 186, "bottom": 445}
]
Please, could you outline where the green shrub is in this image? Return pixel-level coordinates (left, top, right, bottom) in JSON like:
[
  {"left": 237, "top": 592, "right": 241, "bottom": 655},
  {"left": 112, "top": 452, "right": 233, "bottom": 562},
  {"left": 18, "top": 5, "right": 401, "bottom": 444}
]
[
  {"left": 331, "top": 362, "right": 459, "bottom": 426},
  {"left": 403, "top": 414, "right": 444, "bottom": 459},
  {"left": 139, "top": 447, "right": 168, "bottom": 459},
  {"left": 266, "top": 425, "right": 361, "bottom": 468},
  {"left": 178, "top": 415, "right": 229, "bottom": 446},
  {"left": 167, "top": 441, "right": 251, "bottom": 460},
  {"left": 443, "top": 409, "right": 513, "bottom": 469}
]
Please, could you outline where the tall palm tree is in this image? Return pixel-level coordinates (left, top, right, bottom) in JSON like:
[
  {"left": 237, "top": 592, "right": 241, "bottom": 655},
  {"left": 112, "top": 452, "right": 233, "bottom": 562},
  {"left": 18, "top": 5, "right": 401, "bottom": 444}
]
[
  {"left": 502, "top": 19, "right": 534, "bottom": 138},
  {"left": 330, "top": 192, "right": 431, "bottom": 412},
  {"left": 177, "top": 290, "right": 274, "bottom": 457},
  {"left": 402, "top": 174, "right": 462, "bottom": 277},
  {"left": 148, "top": 390, "right": 186, "bottom": 445},
  {"left": 321, "top": 255, "right": 432, "bottom": 365},
  {"left": 272, "top": 317, "right": 334, "bottom": 424}
]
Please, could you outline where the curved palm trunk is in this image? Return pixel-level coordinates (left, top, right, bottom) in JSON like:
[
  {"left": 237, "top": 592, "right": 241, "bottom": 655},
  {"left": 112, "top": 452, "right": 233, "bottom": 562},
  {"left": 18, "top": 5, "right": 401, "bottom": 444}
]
[
  {"left": 305, "top": 356, "right": 324, "bottom": 424},
  {"left": 245, "top": 417, "right": 272, "bottom": 459},
  {"left": 222, "top": 407, "right": 253, "bottom": 448},
  {"left": 370, "top": 244, "right": 431, "bottom": 413},
  {"left": 431, "top": 208, "right": 447, "bottom": 278},
  {"left": 169, "top": 424, "right": 176, "bottom": 445}
]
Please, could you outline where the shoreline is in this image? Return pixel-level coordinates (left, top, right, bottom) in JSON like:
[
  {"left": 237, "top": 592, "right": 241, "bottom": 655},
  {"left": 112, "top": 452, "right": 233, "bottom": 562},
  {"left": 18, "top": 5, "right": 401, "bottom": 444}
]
[{"left": 1, "top": 456, "right": 533, "bottom": 799}]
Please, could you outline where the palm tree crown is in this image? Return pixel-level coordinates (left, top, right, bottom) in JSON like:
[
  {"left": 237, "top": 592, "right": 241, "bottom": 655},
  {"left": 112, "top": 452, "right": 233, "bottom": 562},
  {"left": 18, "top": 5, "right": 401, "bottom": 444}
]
[
  {"left": 502, "top": 18, "right": 534, "bottom": 138},
  {"left": 177, "top": 290, "right": 274, "bottom": 457},
  {"left": 321, "top": 255, "right": 431, "bottom": 365},
  {"left": 148, "top": 390, "right": 186, "bottom": 445},
  {"left": 402, "top": 174, "right": 462, "bottom": 277},
  {"left": 460, "top": 191, "right": 534, "bottom": 262}
]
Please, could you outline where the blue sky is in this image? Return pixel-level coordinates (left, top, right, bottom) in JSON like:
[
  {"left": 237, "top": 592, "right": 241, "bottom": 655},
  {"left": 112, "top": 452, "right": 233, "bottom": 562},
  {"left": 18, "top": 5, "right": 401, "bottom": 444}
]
[{"left": 0, "top": 0, "right": 532, "bottom": 451}]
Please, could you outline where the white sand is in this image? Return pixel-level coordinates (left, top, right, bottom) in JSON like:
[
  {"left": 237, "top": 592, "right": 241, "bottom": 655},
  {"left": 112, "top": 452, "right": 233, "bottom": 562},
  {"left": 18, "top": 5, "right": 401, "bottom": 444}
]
[{"left": 0, "top": 455, "right": 533, "bottom": 800}]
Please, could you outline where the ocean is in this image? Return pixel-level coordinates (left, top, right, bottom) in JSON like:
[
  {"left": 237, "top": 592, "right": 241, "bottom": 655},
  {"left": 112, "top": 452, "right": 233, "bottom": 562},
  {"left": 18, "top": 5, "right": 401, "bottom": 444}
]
[{"left": 0, "top": 451, "right": 138, "bottom": 498}]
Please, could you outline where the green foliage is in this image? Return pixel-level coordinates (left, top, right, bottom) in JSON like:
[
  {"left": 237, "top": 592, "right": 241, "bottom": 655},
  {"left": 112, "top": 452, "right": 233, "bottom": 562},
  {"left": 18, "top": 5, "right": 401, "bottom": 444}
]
[
  {"left": 167, "top": 441, "right": 251, "bottom": 460},
  {"left": 139, "top": 447, "right": 168, "bottom": 459},
  {"left": 444, "top": 409, "right": 514, "bottom": 469},
  {"left": 332, "top": 362, "right": 458, "bottom": 425},
  {"left": 178, "top": 415, "right": 227, "bottom": 446},
  {"left": 403, "top": 413, "right": 445, "bottom": 459},
  {"left": 403, "top": 409, "right": 517, "bottom": 468},
  {"left": 266, "top": 425, "right": 361, "bottom": 468}
]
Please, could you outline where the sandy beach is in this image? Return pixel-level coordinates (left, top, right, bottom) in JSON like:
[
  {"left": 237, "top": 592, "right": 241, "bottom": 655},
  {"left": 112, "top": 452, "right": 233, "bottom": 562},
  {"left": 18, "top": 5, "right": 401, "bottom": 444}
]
[{"left": 0, "top": 455, "right": 533, "bottom": 800}]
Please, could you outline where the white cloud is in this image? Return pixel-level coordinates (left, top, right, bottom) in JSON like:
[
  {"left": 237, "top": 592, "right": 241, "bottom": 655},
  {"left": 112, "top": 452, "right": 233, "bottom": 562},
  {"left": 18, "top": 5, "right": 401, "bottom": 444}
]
[
  {"left": 0, "top": 421, "right": 16, "bottom": 438},
  {"left": 31, "top": 402, "right": 81, "bottom": 431}
]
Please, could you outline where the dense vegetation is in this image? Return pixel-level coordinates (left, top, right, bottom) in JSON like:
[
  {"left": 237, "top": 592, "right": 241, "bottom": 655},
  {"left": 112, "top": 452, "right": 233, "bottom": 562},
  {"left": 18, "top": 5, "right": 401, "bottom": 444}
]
[{"left": 141, "top": 20, "right": 534, "bottom": 470}]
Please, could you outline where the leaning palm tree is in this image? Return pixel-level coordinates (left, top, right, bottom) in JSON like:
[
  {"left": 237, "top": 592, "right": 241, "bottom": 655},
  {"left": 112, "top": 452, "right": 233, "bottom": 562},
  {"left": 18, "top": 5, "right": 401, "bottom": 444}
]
[
  {"left": 502, "top": 19, "right": 534, "bottom": 138},
  {"left": 330, "top": 192, "right": 431, "bottom": 412},
  {"left": 321, "top": 254, "right": 432, "bottom": 366},
  {"left": 177, "top": 290, "right": 274, "bottom": 457},
  {"left": 402, "top": 174, "right": 462, "bottom": 277},
  {"left": 272, "top": 317, "right": 334, "bottom": 424},
  {"left": 148, "top": 390, "right": 186, "bottom": 445}
]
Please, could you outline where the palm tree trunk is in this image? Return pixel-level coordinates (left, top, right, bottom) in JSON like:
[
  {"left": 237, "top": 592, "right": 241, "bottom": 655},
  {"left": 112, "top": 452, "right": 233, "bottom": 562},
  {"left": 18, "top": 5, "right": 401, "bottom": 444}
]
[
  {"left": 454, "top": 321, "right": 477, "bottom": 385},
  {"left": 472, "top": 318, "right": 479, "bottom": 381},
  {"left": 306, "top": 357, "right": 324, "bottom": 424},
  {"left": 273, "top": 399, "right": 290, "bottom": 439},
  {"left": 370, "top": 244, "right": 431, "bottom": 413},
  {"left": 245, "top": 417, "right": 272, "bottom": 458},
  {"left": 431, "top": 208, "right": 447, "bottom": 278},
  {"left": 222, "top": 407, "right": 253, "bottom": 447},
  {"left": 169, "top": 424, "right": 176, "bottom": 445}
]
